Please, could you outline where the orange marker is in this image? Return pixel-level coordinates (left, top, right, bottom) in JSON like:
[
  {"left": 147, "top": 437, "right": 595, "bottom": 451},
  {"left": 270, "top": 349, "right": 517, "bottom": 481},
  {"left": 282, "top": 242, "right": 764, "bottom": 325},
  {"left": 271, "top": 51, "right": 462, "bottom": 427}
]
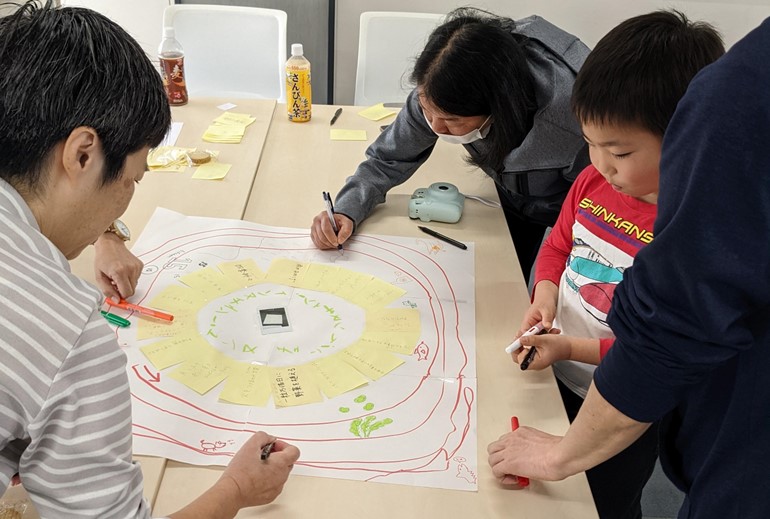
[
  {"left": 510, "top": 416, "right": 530, "bottom": 488},
  {"left": 107, "top": 298, "right": 174, "bottom": 321}
]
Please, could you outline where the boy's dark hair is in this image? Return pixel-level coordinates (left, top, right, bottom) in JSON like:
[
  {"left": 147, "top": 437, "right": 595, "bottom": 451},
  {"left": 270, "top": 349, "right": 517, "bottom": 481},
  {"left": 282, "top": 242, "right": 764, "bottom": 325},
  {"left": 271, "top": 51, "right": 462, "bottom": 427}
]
[
  {"left": 0, "top": 0, "right": 170, "bottom": 193},
  {"left": 572, "top": 10, "right": 724, "bottom": 135},
  {"left": 410, "top": 7, "right": 536, "bottom": 172}
]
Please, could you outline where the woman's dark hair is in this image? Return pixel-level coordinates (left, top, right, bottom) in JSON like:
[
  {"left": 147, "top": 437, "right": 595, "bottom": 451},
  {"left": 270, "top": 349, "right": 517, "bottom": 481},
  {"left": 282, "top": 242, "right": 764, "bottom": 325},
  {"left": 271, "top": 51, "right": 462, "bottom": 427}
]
[
  {"left": 572, "top": 10, "right": 725, "bottom": 135},
  {"left": 0, "top": 0, "right": 170, "bottom": 193},
  {"left": 410, "top": 7, "right": 536, "bottom": 171}
]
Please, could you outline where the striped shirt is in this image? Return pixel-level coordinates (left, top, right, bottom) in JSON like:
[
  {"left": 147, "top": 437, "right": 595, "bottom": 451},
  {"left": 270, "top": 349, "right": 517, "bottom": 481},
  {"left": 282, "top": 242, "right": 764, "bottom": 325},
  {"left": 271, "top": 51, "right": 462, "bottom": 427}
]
[{"left": 0, "top": 179, "right": 150, "bottom": 518}]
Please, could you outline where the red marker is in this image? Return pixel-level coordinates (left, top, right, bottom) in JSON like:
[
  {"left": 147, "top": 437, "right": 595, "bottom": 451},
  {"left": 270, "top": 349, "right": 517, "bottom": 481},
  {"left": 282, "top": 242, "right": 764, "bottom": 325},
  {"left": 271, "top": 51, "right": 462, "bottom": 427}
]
[
  {"left": 510, "top": 416, "right": 530, "bottom": 487},
  {"left": 106, "top": 298, "right": 174, "bottom": 322}
]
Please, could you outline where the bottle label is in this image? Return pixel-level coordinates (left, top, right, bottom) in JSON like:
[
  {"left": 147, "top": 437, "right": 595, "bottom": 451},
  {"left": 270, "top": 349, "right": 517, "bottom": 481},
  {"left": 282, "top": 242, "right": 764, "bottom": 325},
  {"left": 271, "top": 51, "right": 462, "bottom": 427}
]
[
  {"left": 286, "top": 68, "right": 312, "bottom": 122},
  {"left": 160, "top": 56, "right": 189, "bottom": 106}
]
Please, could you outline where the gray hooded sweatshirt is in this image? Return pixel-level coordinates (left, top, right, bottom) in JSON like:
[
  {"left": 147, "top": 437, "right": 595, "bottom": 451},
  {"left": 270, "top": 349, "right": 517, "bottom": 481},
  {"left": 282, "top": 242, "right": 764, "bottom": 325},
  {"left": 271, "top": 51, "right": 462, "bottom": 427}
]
[{"left": 334, "top": 15, "right": 590, "bottom": 228}]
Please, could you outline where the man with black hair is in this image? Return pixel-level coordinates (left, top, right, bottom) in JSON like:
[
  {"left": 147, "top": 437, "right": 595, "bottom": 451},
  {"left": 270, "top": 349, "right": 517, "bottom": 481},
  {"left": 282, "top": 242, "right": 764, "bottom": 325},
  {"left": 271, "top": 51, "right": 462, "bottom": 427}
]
[{"left": 0, "top": 2, "right": 298, "bottom": 517}]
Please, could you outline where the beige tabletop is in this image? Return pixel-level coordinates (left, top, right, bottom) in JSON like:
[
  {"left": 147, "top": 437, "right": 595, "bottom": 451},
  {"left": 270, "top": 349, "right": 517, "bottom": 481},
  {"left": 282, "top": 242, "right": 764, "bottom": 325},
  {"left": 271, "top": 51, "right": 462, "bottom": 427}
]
[
  {"left": 152, "top": 104, "right": 599, "bottom": 518},
  {"left": 66, "top": 97, "right": 276, "bottom": 509}
]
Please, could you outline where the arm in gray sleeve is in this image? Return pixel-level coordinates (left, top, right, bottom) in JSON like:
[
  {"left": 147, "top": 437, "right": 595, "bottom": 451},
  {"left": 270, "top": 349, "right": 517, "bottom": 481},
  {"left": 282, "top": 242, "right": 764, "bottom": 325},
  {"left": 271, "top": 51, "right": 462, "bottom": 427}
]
[{"left": 333, "top": 89, "right": 438, "bottom": 227}]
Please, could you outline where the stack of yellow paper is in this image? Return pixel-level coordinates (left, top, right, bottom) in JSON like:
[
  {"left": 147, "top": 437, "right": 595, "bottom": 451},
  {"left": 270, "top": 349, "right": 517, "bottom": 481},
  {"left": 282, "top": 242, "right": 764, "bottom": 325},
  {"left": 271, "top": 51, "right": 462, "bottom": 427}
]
[{"left": 202, "top": 111, "right": 256, "bottom": 144}]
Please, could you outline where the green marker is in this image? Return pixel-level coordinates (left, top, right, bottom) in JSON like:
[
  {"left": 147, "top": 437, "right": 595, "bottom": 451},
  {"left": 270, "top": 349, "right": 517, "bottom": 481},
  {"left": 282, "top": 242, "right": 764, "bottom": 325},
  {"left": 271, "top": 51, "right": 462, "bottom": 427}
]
[{"left": 100, "top": 310, "right": 130, "bottom": 328}]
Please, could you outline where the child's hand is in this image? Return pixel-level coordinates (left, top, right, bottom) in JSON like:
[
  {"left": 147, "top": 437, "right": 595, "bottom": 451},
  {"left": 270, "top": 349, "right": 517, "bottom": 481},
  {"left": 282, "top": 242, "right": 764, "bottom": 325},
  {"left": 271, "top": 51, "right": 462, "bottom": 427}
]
[
  {"left": 517, "top": 280, "right": 558, "bottom": 335},
  {"left": 515, "top": 333, "right": 603, "bottom": 370},
  {"left": 515, "top": 329, "right": 571, "bottom": 371}
]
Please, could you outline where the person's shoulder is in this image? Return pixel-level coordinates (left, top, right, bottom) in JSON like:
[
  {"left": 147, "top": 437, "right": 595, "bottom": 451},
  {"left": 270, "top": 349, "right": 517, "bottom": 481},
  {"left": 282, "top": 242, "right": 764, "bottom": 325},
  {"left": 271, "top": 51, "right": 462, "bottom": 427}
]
[
  {"left": 513, "top": 15, "right": 590, "bottom": 72},
  {"left": 691, "top": 19, "right": 770, "bottom": 102},
  {"left": 0, "top": 221, "right": 103, "bottom": 338}
]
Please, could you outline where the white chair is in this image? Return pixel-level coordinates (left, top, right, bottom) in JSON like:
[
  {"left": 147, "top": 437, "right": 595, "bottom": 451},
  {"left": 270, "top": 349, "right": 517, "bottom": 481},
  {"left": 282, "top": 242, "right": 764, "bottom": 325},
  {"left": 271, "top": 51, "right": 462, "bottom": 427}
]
[
  {"left": 61, "top": 0, "right": 172, "bottom": 62},
  {"left": 163, "top": 5, "right": 287, "bottom": 102},
  {"left": 354, "top": 11, "right": 444, "bottom": 107}
]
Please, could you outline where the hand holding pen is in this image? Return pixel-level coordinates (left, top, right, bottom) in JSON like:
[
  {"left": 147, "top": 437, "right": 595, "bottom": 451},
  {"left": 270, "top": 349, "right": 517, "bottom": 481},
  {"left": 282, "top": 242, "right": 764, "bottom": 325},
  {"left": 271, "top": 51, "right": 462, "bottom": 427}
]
[
  {"left": 505, "top": 322, "right": 549, "bottom": 371},
  {"left": 509, "top": 417, "right": 530, "bottom": 487},
  {"left": 322, "top": 191, "right": 343, "bottom": 253}
]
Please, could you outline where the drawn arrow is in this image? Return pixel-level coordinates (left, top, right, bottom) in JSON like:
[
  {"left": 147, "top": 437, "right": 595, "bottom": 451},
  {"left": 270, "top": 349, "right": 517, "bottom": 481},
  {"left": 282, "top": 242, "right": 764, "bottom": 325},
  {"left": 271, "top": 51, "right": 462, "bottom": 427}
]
[{"left": 143, "top": 365, "right": 161, "bottom": 383}]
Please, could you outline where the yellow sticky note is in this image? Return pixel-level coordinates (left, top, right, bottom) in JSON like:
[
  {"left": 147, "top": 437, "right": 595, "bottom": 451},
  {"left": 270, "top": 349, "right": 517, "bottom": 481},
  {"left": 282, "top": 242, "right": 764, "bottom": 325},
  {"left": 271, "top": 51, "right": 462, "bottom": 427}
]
[
  {"left": 140, "top": 332, "right": 211, "bottom": 370},
  {"left": 293, "top": 263, "right": 341, "bottom": 292},
  {"left": 310, "top": 354, "right": 369, "bottom": 398},
  {"left": 366, "top": 308, "right": 421, "bottom": 332},
  {"left": 269, "top": 365, "right": 323, "bottom": 407},
  {"left": 219, "top": 362, "right": 272, "bottom": 406},
  {"left": 357, "top": 103, "right": 397, "bottom": 121},
  {"left": 332, "top": 270, "right": 375, "bottom": 302},
  {"left": 213, "top": 112, "right": 256, "bottom": 126},
  {"left": 149, "top": 285, "right": 207, "bottom": 312},
  {"left": 354, "top": 329, "right": 421, "bottom": 355},
  {"left": 218, "top": 259, "right": 265, "bottom": 288},
  {"left": 168, "top": 350, "right": 234, "bottom": 395},
  {"left": 345, "top": 277, "right": 406, "bottom": 310},
  {"left": 330, "top": 129, "right": 368, "bottom": 141},
  {"left": 179, "top": 266, "right": 240, "bottom": 299},
  {"left": 136, "top": 311, "right": 195, "bottom": 340},
  {"left": 340, "top": 344, "right": 404, "bottom": 380},
  {"left": 192, "top": 162, "right": 231, "bottom": 180},
  {"left": 264, "top": 258, "right": 309, "bottom": 287}
]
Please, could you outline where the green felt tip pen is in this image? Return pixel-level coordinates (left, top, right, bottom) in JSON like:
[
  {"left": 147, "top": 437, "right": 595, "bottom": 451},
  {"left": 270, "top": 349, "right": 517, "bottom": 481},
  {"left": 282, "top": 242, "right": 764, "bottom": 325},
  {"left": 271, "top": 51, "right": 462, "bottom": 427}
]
[{"left": 100, "top": 310, "right": 130, "bottom": 328}]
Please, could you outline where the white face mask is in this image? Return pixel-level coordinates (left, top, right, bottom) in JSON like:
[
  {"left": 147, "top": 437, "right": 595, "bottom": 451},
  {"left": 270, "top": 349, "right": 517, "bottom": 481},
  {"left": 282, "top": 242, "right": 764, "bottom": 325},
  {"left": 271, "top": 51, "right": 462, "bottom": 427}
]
[{"left": 424, "top": 111, "right": 492, "bottom": 145}]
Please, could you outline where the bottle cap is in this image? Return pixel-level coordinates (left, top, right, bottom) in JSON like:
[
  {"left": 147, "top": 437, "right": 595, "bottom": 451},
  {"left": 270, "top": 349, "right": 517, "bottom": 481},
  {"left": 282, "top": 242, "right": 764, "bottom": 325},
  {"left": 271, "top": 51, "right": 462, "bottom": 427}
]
[
  {"left": 163, "top": 27, "right": 176, "bottom": 39},
  {"left": 291, "top": 43, "right": 303, "bottom": 56}
]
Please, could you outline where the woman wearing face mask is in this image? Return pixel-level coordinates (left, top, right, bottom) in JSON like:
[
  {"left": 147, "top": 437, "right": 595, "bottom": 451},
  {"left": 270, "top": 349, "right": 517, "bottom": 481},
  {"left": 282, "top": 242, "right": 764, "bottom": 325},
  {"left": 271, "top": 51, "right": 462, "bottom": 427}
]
[{"left": 310, "top": 7, "right": 590, "bottom": 279}]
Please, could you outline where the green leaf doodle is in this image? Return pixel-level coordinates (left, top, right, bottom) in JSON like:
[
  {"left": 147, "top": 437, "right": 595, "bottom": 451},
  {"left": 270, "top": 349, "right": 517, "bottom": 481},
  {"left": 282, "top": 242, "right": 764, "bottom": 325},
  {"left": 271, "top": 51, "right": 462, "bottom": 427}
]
[{"left": 349, "top": 415, "right": 394, "bottom": 438}]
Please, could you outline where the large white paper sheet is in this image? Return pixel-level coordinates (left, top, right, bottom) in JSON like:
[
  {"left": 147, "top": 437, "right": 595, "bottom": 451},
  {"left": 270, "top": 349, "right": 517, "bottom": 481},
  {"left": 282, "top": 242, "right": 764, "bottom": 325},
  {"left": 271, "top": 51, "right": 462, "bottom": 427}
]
[{"left": 118, "top": 208, "right": 478, "bottom": 491}]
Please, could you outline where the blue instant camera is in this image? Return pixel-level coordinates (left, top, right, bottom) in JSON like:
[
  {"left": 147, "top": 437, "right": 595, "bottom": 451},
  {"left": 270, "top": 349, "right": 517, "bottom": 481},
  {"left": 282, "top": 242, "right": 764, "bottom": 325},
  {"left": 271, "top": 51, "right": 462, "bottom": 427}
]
[{"left": 408, "top": 182, "right": 465, "bottom": 223}]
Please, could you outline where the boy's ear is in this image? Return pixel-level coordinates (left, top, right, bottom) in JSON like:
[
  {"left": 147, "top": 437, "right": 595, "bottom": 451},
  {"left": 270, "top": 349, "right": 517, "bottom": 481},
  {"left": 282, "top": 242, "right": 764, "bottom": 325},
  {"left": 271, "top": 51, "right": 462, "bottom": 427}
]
[{"left": 60, "top": 126, "right": 103, "bottom": 183}]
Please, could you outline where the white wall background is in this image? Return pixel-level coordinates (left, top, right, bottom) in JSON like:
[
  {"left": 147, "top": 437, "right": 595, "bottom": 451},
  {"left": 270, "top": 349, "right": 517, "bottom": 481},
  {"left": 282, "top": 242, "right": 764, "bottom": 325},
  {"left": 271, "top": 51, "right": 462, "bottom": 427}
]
[
  {"left": 333, "top": 0, "right": 770, "bottom": 104},
  {"left": 6, "top": 1, "right": 770, "bottom": 105}
]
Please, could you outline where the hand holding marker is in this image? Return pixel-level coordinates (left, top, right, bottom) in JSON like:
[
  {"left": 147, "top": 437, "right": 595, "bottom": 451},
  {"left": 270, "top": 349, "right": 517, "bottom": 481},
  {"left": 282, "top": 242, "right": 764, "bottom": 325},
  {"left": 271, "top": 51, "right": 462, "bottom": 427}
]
[
  {"left": 509, "top": 417, "right": 530, "bottom": 487},
  {"left": 322, "top": 191, "right": 343, "bottom": 252},
  {"left": 505, "top": 322, "right": 548, "bottom": 370}
]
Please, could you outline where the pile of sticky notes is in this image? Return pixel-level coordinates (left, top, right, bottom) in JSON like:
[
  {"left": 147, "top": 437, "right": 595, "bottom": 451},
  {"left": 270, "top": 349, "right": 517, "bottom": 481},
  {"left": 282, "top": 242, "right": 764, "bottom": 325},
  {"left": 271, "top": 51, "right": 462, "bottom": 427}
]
[{"left": 202, "top": 112, "right": 256, "bottom": 144}]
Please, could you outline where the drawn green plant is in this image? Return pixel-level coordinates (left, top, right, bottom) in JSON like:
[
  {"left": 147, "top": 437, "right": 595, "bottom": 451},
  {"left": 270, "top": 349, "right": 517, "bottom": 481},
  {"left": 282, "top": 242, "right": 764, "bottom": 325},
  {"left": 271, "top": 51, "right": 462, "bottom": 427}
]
[
  {"left": 350, "top": 416, "right": 394, "bottom": 438},
  {"left": 346, "top": 394, "right": 393, "bottom": 437}
]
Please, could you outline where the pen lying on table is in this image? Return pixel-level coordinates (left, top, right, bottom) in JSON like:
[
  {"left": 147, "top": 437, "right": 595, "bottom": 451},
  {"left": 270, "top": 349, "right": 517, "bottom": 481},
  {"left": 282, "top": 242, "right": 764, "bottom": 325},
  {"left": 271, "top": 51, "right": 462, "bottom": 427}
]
[
  {"left": 417, "top": 226, "right": 467, "bottom": 250},
  {"left": 100, "top": 310, "right": 130, "bottom": 328},
  {"left": 329, "top": 107, "right": 342, "bottom": 126}
]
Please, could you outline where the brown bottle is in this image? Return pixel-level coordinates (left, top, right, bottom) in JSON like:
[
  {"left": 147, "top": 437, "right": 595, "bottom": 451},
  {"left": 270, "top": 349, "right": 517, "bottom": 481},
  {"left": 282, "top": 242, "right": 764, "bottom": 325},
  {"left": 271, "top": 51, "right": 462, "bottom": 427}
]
[{"left": 158, "top": 27, "right": 188, "bottom": 106}]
